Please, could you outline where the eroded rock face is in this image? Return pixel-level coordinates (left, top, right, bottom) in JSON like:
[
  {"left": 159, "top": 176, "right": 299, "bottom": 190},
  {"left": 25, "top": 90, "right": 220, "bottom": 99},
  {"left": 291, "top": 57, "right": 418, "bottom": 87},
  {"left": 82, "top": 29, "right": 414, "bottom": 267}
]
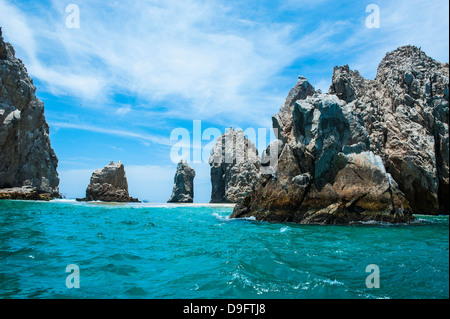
[
  {"left": 209, "top": 128, "right": 261, "bottom": 203},
  {"left": 272, "top": 76, "right": 316, "bottom": 144},
  {"left": 231, "top": 91, "right": 413, "bottom": 224},
  {"left": 168, "top": 160, "right": 195, "bottom": 203},
  {"left": 0, "top": 186, "right": 53, "bottom": 200},
  {"left": 0, "top": 31, "right": 59, "bottom": 197},
  {"left": 232, "top": 45, "right": 448, "bottom": 224},
  {"left": 329, "top": 46, "right": 449, "bottom": 214},
  {"left": 78, "top": 161, "right": 139, "bottom": 202}
]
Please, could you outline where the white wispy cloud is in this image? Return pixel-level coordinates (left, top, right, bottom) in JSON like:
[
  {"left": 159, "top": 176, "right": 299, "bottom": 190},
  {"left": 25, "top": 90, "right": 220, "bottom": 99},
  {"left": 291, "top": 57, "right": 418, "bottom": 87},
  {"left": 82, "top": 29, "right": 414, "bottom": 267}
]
[
  {"left": 0, "top": 0, "right": 343, "bottom": 127},
  {"left": 345, "top": 0, "right": 449, "bottom": 78},
  {"left": 0, "top": 0, "right": 37, "bottom": 59},
  {"left": 115, "top": 105, "right": 132, "bottom": 116},
  {"left": 1, "top": 0, "right": 448, "bottom": 128},
  {"left": 50, "top": 121, "right": 172, "bottom": 146}
]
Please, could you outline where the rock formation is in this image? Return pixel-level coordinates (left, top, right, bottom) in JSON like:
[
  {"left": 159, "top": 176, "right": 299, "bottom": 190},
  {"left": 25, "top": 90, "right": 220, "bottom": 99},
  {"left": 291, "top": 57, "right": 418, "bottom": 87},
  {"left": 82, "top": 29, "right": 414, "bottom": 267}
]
[
  {"left": 272, "top": 76, "right": 316, "bottom": 145},
  {"left": 232, "top": 92, "right": 413, "bottom": 224},
  {"left": 0, "top": 30, "right": 60, "bottom": 199},
  {"left": 231, "top": 45, "right": 448, "bottom": 224},
  {"left": 77, "top": 161, "right": 139, "bottom": 202},
  {"left": 0, "top": 186, "right": 53, "bottom": 200},
  {"left": 209, "top": 128, "right": 261, "bottom": 203},
  {"left": 329, "top": 46, "right": 449, "bottom": 214},
  {"left": 168, "top": 160, "right": 195, "bottom": 203}
]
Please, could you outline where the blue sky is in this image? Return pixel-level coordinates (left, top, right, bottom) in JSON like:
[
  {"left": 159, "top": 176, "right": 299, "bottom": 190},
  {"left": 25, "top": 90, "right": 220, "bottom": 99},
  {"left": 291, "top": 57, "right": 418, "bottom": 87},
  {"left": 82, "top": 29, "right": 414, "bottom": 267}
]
[{"left": 1, "top": 0, "right": 449, "bottom": 202}]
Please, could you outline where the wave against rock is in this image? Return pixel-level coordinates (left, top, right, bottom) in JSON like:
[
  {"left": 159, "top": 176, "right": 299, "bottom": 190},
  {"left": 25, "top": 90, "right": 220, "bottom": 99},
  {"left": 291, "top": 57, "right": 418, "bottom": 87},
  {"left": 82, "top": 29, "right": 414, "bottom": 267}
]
[
  {"left": 231, "top": 45, "right": 448, "bottom": 224},
  {"left": 0, "top": 30, "right": 59, "bottom": 198},
  {"left": 77, "top": 161, "right": 139, "bottom": 202}
]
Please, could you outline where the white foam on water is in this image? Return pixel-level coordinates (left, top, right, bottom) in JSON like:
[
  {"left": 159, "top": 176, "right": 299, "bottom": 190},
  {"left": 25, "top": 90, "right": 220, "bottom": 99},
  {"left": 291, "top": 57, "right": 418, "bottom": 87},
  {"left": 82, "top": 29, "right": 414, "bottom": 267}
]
[
  {"left": 51, "top": 198, "right": 77, "bottom": 203},
  {"left": 239, "top": 216, "right": 256, "bottom": 221},
  {"left": 212, "top": 212, "right": 230, "bottom": 222},
  {"left": 320, "top": 278, "right": 344, "bottom": 286},
  {"left": 280, "top": 226, "right": 290, "bottom": 233}
]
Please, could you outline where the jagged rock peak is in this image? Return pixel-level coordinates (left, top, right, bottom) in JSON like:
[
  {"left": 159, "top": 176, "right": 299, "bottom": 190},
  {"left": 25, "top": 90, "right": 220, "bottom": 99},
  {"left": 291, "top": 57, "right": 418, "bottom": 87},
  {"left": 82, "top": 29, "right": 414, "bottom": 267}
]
[
  {"left": 0, "top": 30, "right": 60, "bottom": 197},
  {"left": 329, "top": 65, "right": 369, "bottom": 103},
  {"left": 378, "top": 45, "right": 445, "bottom": 72},
  {"left": 272, "top": 76, "right": 316, "bottom": 144},
  {"left": 168, "top": 160, "right": 195, "bottom": 203}
]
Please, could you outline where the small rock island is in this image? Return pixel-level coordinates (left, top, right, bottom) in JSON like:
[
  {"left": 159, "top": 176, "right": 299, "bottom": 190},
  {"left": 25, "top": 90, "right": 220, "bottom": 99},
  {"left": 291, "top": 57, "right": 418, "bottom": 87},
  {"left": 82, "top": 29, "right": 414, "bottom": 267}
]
[
  {"left": 168, "top": 160, "right": 195, "bottom": 203},
  {"left": 77, "top": 161, "right": 139, "bottom": 202}
]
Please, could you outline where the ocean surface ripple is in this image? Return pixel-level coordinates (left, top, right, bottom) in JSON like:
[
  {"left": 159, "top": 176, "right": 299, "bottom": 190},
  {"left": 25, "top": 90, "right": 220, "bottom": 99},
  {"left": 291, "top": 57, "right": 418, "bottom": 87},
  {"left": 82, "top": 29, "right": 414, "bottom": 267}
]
[{"left": 0, "top": 200, "right": 448, "bottom": 299}]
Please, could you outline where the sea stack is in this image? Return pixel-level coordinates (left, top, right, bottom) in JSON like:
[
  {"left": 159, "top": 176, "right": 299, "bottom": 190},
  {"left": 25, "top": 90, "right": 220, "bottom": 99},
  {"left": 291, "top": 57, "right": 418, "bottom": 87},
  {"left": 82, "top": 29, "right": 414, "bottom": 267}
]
[
  {"left": 231, "top": 45, "right": 448, "bottom": 224},
  {"left": 209, "top": 128, "right": 261, "bottom": 203},
  {"left": 77, "top": 161, "right": 139, "bottom": 202},
  {"left": 168, "top": 160, "right": 195, "bottom": 203},
  {"left": 0, "top": 30, "right": 59, "bottom": 199}
]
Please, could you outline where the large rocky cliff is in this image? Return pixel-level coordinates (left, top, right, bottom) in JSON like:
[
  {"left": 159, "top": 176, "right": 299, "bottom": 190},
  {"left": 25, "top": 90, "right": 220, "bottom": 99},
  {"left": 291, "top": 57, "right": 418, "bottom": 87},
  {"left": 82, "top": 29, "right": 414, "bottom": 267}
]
[
  {"left": 209, "top": 128, "right": 261, "bottom": 203},
  {"left": 231, "top": 45, "right": 448, "bottom": 224},
  {"left": 329, "top": 46, "right": 449, "bottom": 214},
  {"left": 0, "top": 29, "right": 59, "bottom": 198}
]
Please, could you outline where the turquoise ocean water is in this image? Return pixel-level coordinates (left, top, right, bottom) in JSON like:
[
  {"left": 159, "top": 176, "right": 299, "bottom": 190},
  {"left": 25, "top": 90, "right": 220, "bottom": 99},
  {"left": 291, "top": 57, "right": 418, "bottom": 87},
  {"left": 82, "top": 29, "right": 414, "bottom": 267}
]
[{"left": 0, "top": 199, "right": 448, "bottom": 299}]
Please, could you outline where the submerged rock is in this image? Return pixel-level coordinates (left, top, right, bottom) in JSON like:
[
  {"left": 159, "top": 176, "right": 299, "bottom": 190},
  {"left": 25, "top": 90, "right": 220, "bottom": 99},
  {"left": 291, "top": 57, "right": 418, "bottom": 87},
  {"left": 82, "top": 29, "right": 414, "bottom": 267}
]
[
  {"left": 77, "top": 161, "right": 139, "bottom": 202},
  {"left": 168, "top": 160, "right": 195, "bottom": 203},
  {"left": 0, "top": 30, "right": 59, "bottom": 199},
  {"left": 209, "top": 128, "right": 261, "bottom": 203}
]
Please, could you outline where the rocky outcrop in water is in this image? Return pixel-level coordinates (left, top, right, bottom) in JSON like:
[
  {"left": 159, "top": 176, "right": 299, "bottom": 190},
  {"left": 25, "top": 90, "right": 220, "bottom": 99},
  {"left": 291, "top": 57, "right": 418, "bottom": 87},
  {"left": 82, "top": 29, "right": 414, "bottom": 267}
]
[
  {"left": 231, "top": 45, "right": 448, "bottom": 224},
  {"left": 168, "top": 160, "right": 195, "bottom": 203},
  {"left": 209, "top": 128, "right": 261, "bottom": 203},
  {"left": 0, "top": 30, "right": 60, "bottom": 198},
  {"left": 77, "top": 161, "right": 139, "bottom": 202},
  {"left": 0, "top": 186, "right": 53, "bottom": 200},
  {"left": 329, "top": 46, "right": 449, "bottom": 214},
  {"left": 232, "top": 92, "right": 413, "bottom": 224}
]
